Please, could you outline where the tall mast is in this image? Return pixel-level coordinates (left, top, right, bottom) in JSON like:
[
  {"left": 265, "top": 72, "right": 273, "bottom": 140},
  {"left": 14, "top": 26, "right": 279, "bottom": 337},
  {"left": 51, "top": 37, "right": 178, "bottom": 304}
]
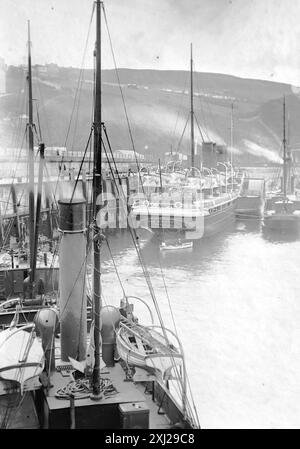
[
  {"left": 27, "top": 20, "right": 35, "bottom": 284},
  {"left": 230, "top": 103, "right": 233, "bottom": 157},
  {"left": 32, "top": 143, "right": 44, "bottom": 284},
  {"left": 91, "top": 0, "right": 102, "bottom": 399},
  {"left": 190, "top": 43, "right": 195, "bottom": 175},
  {"left": 158, "top": 158, "right": 163, "bottom": 193},
  {"left": 286, "top": 111, "right": 292, "bottom": 194},
  {"left": 230, "top": 102, "right": 234, "bottom": 189},
  {"left": 283, "top": 96, "right": 287, "bottom": 198}
]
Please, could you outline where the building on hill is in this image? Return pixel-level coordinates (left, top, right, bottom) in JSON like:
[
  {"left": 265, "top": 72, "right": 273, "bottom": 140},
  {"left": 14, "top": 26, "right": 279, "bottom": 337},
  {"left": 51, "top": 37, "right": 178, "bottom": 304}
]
[
  {"left": 33, "top": 65, "right": 47, "bottom": 76},
  {"left": 46, "top": 63, "right": 59, "bottom": 76},
  {"left": 164, "top": 151, "right": 188, "bottom": 166},
  {"left": 111, "top": 149, "right": 144, "bottom": 161},
  {"left": 45, "top": 147, "right": 67, "bottom": 158},
  {"left": 101, "top": 149, "right": 146, "bottom": 173}
]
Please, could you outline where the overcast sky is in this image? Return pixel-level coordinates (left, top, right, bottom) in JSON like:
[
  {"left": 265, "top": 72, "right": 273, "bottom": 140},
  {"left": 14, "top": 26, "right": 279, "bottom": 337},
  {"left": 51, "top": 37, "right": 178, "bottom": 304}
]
[{"left": 1, "top": 0, "right": 300, "bottom": 85}]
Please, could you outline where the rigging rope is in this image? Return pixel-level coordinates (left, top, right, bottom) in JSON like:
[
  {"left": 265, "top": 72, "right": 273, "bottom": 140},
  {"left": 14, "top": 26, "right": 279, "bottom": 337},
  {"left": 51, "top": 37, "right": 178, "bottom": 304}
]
[
  {"left": 101, "top": 129, "right": 199, "bottom": 426},
  {"left": 0, "top": 129, "right": 28, "bottom": 251},
  {"left": 170, "top": 74, "right": 189, "bottom": 151},
  {"left": 105, "top": 239, "right": 126, "bottom": 298},
  {"left": 194, "top": 68, "right": 210, "bottom": 141},
  {"left": 69, "top": 129, "right": 93, "bottom": 204},
  {"left": 52, "top": 2, "right": 95, "bottom": 203},
  {"left": 173, "top": 114, "right": 189, "bottom": 155},
  {"left": 102, "top": 4, "right": 146, "bottom": 198},
  {"left": 101, "top": 132, "right": 167, "bottom": 334},
  {"left": 194, "top": 113, "right": 205, "bottom": 144}
]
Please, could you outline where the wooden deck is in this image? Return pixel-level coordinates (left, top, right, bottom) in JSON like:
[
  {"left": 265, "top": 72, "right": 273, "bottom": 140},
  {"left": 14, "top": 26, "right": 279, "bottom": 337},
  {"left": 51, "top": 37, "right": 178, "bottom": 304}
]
[
  {"left": 0, "top": 336, "right": 179, "bottom": 429},
  {"left": 42, "top": 362, "right": 170, "bottom": 429}
]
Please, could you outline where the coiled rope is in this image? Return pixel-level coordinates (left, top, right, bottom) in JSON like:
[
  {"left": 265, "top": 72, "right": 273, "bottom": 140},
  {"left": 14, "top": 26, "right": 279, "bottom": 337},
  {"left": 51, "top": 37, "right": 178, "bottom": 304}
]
[{"left": 55, "top": 377, "right": 117, "bottom": 400}]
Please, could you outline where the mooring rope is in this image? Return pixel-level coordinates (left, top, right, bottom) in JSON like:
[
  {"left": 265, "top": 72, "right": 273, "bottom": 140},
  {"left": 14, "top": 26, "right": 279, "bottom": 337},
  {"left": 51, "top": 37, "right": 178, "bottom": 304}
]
[{"left": 55, "top": 377, "right": 117, "bottom": 400}]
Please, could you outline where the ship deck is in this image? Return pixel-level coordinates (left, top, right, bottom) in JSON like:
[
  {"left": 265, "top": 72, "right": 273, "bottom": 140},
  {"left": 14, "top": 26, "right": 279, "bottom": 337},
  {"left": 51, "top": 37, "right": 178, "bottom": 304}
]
[
  {"left": 32, "top": 335, "right": 172, "bottom": 429},
  {"left": 0, "top": 333, "right": 174, "bottom": 429},
  {"left": 0, "top": 320, "right": 188, "bottom": 429},
  {"left": 43, "top": 362, "right": 170, "bottom": 429}
]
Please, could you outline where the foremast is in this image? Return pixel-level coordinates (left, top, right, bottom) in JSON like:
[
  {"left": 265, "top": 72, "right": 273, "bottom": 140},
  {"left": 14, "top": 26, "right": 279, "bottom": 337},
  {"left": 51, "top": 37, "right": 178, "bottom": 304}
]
[
  {"left": 283, "top": 96, "right": 288, "bottom": 199},
  {"left": 190, "top": 43, "right": 195, "bottom": 176},
  {"left": 230, "top": 102, "right": 234, "bottom": 190},
  {"left": 91, "top": 0, "right": 103, "bottom": 399},
  {"left": 27, "top": 21, "right": 35, "bottom": 285}
]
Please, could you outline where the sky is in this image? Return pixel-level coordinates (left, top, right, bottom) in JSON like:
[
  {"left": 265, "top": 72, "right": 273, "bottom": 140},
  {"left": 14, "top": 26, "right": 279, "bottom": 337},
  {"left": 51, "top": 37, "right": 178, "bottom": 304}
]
[{"left": 1, "top": 0, "right": 300, "bottom": 85}]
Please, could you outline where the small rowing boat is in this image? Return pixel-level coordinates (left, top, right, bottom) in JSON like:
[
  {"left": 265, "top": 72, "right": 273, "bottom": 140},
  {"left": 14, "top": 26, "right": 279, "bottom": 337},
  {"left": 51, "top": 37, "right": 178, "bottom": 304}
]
[{"left": 160, "top": 240, "right": 193, "bottom": 251}]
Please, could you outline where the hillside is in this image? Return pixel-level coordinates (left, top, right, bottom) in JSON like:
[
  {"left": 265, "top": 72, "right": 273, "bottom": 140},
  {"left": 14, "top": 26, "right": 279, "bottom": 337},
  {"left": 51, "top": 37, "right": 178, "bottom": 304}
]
[{"left": 1, "top": 65, "right": 299, "bottom": 165}]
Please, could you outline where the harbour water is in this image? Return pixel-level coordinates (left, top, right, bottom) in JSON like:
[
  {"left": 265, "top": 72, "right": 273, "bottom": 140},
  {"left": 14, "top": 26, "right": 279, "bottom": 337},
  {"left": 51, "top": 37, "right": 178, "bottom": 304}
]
[{"left": 99, "top": 221, "right": 300, "bottom": 429}]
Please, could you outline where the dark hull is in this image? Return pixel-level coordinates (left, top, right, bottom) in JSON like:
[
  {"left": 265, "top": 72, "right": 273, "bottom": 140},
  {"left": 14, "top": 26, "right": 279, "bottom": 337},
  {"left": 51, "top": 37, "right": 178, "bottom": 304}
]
[
  {"left": 151, "top": 198, "right": 237, "bottom": 241},
  {"left": 0, "top": 267, "right": 59, "bottom": 301},
  {"left": 202, "top": 198, "right": 237, "bottom": 237},
  {"left": 263, "top": 214, "right": 300, "bottom": 232},
  {"left": 0, "top": 304, "right": 93, "bottom": 332},
  {"left": 235, "top": 197, "right": 265, "bottom": 218}
]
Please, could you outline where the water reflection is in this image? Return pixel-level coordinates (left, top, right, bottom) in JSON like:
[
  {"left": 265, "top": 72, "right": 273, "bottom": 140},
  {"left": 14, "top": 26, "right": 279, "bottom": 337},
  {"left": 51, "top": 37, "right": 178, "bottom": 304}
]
[
  {"left": 235, "top": 218, "right": 262, "bottom": 235},
  {"left": 98, "top": 217, "right": 300, "bottom": 428},
  {"left": 140, "top": 231, "right": 228, "bottom": 272},
  {"left": 139, "top": 219, "right": 262, "bottom": 272},
  {"left": 261, "top": 224, "right": 300, "bottom": 244}
]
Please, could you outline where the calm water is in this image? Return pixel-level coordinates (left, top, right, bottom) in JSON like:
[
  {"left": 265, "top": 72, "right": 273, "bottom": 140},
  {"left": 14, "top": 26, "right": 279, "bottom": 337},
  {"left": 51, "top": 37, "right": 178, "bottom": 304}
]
[{"left": 99, "top": 220, "right": 300, "bottom": 429}]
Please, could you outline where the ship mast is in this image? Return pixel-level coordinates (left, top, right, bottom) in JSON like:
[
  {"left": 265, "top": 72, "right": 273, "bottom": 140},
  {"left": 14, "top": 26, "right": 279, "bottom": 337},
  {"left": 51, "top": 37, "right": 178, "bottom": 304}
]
[
  {"left": 287, "top": 112, "right": 293, "bottom": 194},
  {"left": 91, "top": 0, "right": 103, "bottom": 399},
  {"left": 190, "top": 43, "right": 195, "bottom": 176},
  {"left": 27, "top": 20, "right": 35, "bottom": 286},
  {"left": 230, "top": 102, "right": 234, "bottom": 190},
  {"left": 283, "top": 96, "right": 287, "bottom": 198}
]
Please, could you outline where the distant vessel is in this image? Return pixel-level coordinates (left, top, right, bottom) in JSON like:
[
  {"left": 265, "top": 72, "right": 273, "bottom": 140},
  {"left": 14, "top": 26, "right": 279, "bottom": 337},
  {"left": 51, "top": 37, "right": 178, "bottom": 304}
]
[
  {"left": 0, "top": 22, "right": 58, "bottom": 329},
  {"left": 236, "top": 177, "right": 266, "bottom": 218},
  {"left": 131, "top": 44, "right": 239, "bottom": 241},
  {"left": 263, "top": 97, "right": 300, "bottom": 232},
  {"left": 160, "top": 240, "right": 193, "bottom": 251}
]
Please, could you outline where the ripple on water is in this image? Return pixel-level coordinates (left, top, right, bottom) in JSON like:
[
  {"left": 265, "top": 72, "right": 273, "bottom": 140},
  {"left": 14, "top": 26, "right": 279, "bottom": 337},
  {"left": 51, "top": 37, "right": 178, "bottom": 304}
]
[{"left": 101, "top": 225, "right": 300, "bottom": 428}]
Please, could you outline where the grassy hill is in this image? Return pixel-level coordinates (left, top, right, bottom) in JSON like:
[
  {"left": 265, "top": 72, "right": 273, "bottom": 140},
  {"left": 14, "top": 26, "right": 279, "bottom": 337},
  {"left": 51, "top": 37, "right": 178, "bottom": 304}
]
[{"left": 1, "top": 65, "right": 299, "bottom": 165}]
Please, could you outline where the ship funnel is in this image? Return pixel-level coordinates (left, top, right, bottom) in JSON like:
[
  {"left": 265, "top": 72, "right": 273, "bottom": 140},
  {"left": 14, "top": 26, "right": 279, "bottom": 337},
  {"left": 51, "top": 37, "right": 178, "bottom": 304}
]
[{"left": 58, "top": 199, "right": 87, "bottom": 362}]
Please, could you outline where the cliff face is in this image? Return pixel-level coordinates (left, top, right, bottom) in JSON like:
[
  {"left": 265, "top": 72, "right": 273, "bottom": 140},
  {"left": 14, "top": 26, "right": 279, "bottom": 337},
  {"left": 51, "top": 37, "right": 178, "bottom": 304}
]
[{"left": 1, "top": 65, "right": 299, "bottom": 165}]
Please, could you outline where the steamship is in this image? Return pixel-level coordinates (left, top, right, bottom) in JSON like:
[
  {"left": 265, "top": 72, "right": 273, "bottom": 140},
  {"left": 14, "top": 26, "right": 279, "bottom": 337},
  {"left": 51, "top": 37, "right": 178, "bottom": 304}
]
[
  {"left": 263, "top": 98, "right": 300, "bottom": 232},
  {"left": 0, "top": 1, "right": 200, "bottom": 430},
  {"left": 131, "top": 45, "right": 240, "bottom": 242},
  {"left": 131, "top": 147, "right": 240, "bottom": 241},
  {"left": 131, "top": 163, "right": 238, "bottom": 241}
]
